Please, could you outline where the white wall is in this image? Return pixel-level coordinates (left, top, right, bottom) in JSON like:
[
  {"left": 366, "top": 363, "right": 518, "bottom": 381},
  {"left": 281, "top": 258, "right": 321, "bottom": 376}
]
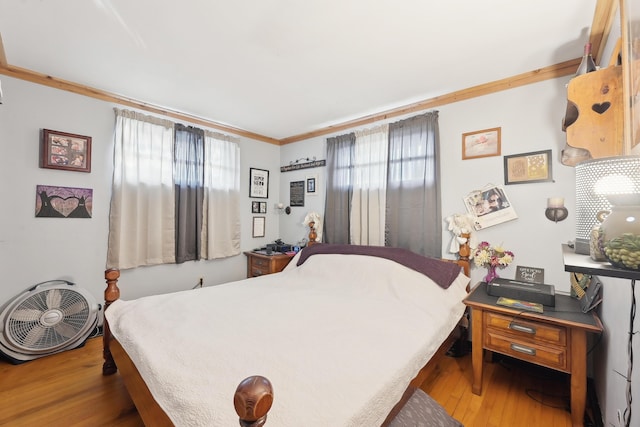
[
  {"left": 281, "top": 78, "right": 576, "bottom": 291},
  {"left": 0, "top": 76, "right": 282, "bottom": 310},
  {"left": 278, "top": 77, "right": 639, "bottom": 426}
]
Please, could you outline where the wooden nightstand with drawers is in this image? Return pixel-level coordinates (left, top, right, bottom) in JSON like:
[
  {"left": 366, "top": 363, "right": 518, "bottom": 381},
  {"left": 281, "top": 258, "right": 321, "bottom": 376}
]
[
  {"left": 464, "top": 282, "right": 603, "bottom": 427},
  {"left": 244, "top": 251, "right": 294, "bottom": 278}
]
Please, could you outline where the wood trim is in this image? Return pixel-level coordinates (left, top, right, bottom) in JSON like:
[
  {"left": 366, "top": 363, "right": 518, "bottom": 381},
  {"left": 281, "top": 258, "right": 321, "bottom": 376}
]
[
  {"left": 0, "top": 33, "right": 7, "bottom": 68},
  {"left": 0, "top": 64, "right": 280, "bottom": 145},
  {"left": 591, "top": 0, "right": 619, "bottom": 64},
  {"left": 620, "top": 0, "right": 633, "bottom": 154},
  {"left": 280, "top": 59, "right": 582, "bottom": 144},
  {"left": 0, "top": 58, "right": 581, "bottom": 146}
]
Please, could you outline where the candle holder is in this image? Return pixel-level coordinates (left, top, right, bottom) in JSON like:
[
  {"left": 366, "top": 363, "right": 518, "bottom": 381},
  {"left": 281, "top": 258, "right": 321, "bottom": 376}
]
[{"left": 545, "top": 206, "right": 568, "bottom": 222}]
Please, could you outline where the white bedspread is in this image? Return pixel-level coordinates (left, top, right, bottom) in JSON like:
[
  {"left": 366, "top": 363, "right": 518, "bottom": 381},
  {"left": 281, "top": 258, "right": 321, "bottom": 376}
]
[{"left": 106, "top": 253, "right": 468, "bottom": 426}]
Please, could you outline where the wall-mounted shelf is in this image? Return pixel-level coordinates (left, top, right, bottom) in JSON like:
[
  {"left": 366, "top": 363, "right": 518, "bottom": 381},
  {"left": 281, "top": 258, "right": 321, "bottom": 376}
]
[{"left": 562, "top": 244, "right": 640, "bottom": 280}]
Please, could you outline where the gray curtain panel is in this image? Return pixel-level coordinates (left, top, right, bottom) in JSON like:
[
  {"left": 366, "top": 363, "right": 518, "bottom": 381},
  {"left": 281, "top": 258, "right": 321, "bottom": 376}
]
[
  {"left": 385, "top": 112, "right": 441, "bottom": 257},
  {"left": 174, "top": 124, "right": 205, "bottom": 263},
  {"left": 323, "top": 132, "right": 356, "bottom": 243}
]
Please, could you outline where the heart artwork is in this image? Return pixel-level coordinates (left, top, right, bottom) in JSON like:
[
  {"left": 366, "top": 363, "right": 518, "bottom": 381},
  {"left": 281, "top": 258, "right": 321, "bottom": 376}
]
[{"left": 51, "top": 197, "right": 80, "bottom": 217}]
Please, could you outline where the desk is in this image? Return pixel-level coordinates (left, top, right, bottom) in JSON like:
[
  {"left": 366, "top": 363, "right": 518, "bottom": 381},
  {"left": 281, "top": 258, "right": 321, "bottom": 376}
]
[{"left": 464, "top": 282, "right": 603, "bottom": 427}]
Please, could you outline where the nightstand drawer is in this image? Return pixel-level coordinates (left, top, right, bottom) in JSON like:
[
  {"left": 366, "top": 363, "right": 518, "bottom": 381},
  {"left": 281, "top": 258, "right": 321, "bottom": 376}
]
[
  {"left": 485, "top": 312, "right": 567, "bottom": 346},
  {"left": 485, "top": 330, "right": 568, "bottom": 372},
  {"left": 249, "top": 258, "right": 270, "bottom": 276}
]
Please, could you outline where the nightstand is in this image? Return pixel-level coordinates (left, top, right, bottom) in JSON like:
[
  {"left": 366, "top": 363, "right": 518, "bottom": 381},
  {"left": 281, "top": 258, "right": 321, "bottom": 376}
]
[
  {"left": 244, "top": 251, "right": 294, "bottom": 278},
  {"left": 464, "top": 282, "right": 603, "bottom": 427}
]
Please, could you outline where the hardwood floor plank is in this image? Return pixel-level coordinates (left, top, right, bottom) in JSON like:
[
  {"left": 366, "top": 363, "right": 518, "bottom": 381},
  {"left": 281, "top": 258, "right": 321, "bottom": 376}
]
[
  {"left": 1, "top": 337, "right": 575, "bottom": 426},
  {"left": 421, "top": 351, "right": 573, "bottom": 427}
]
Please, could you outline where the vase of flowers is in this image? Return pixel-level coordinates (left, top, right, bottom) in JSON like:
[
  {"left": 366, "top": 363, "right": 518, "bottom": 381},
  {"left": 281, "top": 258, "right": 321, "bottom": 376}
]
[{"left": 472, "top": 241, "right": 514, "bottom": 283}]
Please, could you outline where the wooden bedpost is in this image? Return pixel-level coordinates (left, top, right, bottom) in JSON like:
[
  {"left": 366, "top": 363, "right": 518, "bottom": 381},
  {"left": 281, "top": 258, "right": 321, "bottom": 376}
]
[
  {"left": 234, "top": 376, "right": 274, "bottom": 427},
  {"left": 457, "top": 233, "right": 471, "bottom": 277},
  {"left": 307, "top": 221, "right": 318, "bottom": 246},
  {"left": 103, "top": 268, "right": 121, "bottom": 376}
]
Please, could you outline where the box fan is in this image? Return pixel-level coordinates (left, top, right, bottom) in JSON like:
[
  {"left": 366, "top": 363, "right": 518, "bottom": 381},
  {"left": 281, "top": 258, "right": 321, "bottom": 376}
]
[{"left": 0, "top": 280, "right": 100, "bottom": 364}]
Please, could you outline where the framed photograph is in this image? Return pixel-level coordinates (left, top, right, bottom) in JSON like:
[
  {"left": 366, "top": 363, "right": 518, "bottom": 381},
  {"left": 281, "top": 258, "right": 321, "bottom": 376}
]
[
  {"left": 464, "top": 185, "right": 518, "bottom": 230},
  {"left": 306, "top": 175, "right": 317, "bottom": 196},
  {"left": 41, "top": 129, "right": 92, "bottom": 172},
  {"left": 259, "top": 202, "right": 267, "bottom": 213},
  {"left": 503, "top": 149, "right": 553, "bottom": 185},
  {"left": 462, "top": 127, "right": 501, "bottom": 160},
  {"left": 35, "top": 185, "right": 93, "bottom": 218},
  {"left": 251, "top": 201, "right": 260, "bottom": 213},
  {"left": 252, "top": 216, "right": 266, "bottom": 238},
  {"left": 249, "top": 168, "right": 269, "bottom": 198}
]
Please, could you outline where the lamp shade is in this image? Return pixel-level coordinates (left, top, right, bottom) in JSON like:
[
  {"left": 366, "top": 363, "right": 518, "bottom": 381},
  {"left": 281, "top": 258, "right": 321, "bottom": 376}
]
[{"left": 574, "top": 156, "right": 640, "bottom": 254}]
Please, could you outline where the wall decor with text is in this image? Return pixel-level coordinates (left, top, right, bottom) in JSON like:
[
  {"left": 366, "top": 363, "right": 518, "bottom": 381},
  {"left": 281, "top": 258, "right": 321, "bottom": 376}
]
[{"left": 249, "top": 168, "right": 269, "bottom": 198}]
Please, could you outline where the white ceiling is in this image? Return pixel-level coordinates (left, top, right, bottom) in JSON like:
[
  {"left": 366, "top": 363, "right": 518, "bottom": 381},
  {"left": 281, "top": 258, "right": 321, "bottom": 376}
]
[{"left": 0, "top": 0, "right": 598, "bottom": 140}]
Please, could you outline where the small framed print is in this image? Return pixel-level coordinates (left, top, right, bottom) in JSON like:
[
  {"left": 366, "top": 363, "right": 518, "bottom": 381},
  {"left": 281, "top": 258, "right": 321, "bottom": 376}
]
[
  {"left": 462, "top": 127, "right": 501, "bottom": 160},
  {"left": 249, "top": 168, "right": 269, "bottom": 198},
  {"left": 259, "top": 202, "right": 267, "bottom": 213},
  {"left": 252, "top": 216, "right": 266, "bottom": 238},
  {"left": 504, "top": 149, "right": 553, "bottom": 185},
  {"left": 41, "top": 129, "right": 92, "bottom": 172},
  {"left": 251, "top": 201, "right": 260, "bottom": 213},
  {"left": 306, "top": 175, "right": 317, "bottom": 196}
]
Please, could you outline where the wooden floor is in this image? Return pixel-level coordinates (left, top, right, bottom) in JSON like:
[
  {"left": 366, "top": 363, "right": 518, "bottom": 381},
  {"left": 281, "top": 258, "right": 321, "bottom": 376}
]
[
  {"left": 420, "top": 350, "right": 574, "bottom": 427},
  {"left": 0, "top": 337, "right": 574, "bottom": 426}
]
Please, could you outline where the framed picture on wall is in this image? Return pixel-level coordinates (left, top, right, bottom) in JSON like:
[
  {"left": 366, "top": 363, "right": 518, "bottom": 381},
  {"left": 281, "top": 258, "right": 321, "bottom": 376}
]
[
  {"left": 503, "top": 149, "right": 553, "bottom": 185},
  {"left": 40, "top": 129, "right": 92, "bottom": 172},
  {"left": 252, "top": 216, "right": 266, "bottom": 238},
  {"left": 306, "top": 175, "right": 317, "bottom": 196},
  {"left": 249, "top": 168, "right": 269, "bottom": 198},
  {"left": 35, "top": 185, "right": 93, "bottom": 218},
  {"left": 462, "top": 127, "right": 501, "bottom": 160}
]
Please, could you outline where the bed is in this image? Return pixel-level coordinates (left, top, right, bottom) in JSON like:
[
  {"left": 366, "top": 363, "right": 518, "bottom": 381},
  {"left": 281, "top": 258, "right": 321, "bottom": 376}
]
[{"left": 102, "top": 243, "right": 470, "bottom": 426}]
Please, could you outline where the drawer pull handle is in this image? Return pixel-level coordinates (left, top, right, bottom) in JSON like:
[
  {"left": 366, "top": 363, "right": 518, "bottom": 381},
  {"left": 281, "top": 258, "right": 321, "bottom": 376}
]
[
  {"left": 253, "top": 270, "right": 263, "bottom": 276},
  {"left": 510, "top": 343, "right": 536, "bottom": 356},
  {"left": 509, "top": 323, "right": 536, "bottom": 334}
]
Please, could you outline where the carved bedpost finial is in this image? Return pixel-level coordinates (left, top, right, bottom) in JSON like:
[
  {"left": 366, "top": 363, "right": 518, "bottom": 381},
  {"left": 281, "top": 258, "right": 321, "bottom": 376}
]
[
  {"left": 308, "top": 221, "right": 317, "bottom": 245},
  {"left": 458, "top": 233, "right": 471, "bottom": 262},
  {"left": 234, "top": 375, "right": 274, "bottom": 427}
]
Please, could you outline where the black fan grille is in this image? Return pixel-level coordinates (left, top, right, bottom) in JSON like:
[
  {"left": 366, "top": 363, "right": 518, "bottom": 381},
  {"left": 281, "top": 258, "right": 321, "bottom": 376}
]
[{"left": 6, "top": 288, "right": 92, "bottom": 352}]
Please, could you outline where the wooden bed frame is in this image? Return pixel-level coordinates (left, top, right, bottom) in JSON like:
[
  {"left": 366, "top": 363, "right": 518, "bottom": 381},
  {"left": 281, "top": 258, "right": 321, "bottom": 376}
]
[{"left": 102, "top": 241, "right": 470, "bottom": 426}]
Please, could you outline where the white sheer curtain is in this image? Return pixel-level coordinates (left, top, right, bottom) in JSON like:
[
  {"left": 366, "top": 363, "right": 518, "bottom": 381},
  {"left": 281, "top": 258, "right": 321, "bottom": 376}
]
[
  {"left": 350, "top": 124, "right": 389, "bottom": 245},
  {"left": 107, "top": 109, "right": 176, "bottom": 269},
  {"left": 107, "top": 110, "right": 241, "bottom": 269},
  {"left": 201, "top": 131, "right": 241, "bottom": 259}
]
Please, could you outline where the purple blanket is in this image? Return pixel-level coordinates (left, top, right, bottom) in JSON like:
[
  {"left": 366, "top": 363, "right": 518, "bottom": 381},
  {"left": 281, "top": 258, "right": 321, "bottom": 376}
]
[{"left": 296, "top": 244, "right": 463, "bottom": 289}]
